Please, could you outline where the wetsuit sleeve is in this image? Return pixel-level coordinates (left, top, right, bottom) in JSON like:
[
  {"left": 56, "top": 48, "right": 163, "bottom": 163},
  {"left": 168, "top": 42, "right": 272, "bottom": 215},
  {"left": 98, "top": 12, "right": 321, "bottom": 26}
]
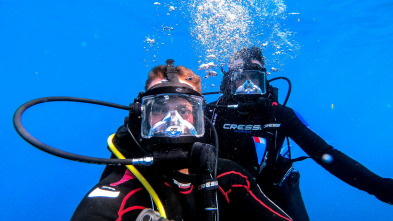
[
  {"left": 71, "top": 166, "right": 153, "bottom": 221},
  {"left": 277, "top": 105, "right": 393, "bottom": 204},
  {"left": 217, "top": 159, "right": 293, "bottom": 221}
]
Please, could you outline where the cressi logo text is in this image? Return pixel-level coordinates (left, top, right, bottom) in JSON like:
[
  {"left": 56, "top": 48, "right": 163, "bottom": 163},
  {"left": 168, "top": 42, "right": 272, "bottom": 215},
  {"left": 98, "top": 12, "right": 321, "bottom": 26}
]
[{"left": 223, "top": 124, "right": 262, "bottom": 131}]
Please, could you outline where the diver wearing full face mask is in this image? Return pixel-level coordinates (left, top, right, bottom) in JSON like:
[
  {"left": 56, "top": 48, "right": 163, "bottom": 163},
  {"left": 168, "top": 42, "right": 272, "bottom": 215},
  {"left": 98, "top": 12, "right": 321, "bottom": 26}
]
[
  {"left": 205, "top": 46, "right": 393, "bottom": 221},
  {"left": 71, "top": 60, "right": 293, "bottom": 221}
]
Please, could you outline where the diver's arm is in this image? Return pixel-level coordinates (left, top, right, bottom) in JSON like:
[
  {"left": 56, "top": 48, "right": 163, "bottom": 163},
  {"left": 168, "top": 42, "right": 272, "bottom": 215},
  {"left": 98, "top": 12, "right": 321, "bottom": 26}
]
[{"left": 277, "top": 105, "right": 393, "bottom": 205}]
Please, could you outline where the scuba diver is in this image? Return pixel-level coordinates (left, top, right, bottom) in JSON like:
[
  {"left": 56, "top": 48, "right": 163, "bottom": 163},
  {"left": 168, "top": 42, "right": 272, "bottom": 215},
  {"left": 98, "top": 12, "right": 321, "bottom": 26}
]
[
  {"left": 71, "top": 60, "right": 293, "bottom": 221},
  {"left": 204, "top": 46, "right": 393, "bottom": 221}
]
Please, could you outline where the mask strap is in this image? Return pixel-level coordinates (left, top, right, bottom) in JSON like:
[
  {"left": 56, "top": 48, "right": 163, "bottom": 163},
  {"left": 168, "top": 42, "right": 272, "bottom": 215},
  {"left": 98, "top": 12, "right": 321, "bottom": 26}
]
[{"left": 165, "top": 59, "right": 180, "bottom": 84}]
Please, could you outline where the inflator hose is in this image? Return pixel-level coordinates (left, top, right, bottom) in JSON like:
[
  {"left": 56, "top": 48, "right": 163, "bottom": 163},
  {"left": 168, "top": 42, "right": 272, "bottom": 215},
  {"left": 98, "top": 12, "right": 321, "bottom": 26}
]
[{"left": 107, "top": 134, "right": 167, "bottom": 218}]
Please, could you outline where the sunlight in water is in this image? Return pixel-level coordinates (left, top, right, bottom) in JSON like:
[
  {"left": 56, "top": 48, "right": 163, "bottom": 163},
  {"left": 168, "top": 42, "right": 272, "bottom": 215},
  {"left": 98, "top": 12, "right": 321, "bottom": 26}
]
[
  {"left": 143, "top": 0, "right": 300, "bottom": 90},
  {"left": 187, "top": 0, "right": 300, "bottom": 75}
]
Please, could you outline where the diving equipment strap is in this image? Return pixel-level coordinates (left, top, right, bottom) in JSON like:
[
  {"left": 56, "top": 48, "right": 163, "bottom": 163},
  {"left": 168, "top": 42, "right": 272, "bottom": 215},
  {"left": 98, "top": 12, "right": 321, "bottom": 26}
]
[{"left": 107, "top": 134, "right": 167, "bottom": 218}]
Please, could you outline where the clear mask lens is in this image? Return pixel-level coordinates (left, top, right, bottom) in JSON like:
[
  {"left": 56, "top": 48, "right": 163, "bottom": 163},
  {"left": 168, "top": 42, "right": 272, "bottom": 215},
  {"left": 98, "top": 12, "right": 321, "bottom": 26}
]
[
  {"left": 235, "top": 79, "right": 263, "bottom": 95},
  {"left": 141, "top": 94, "right": 204, "bottom": 139},
  {"left": 231, "top": 70, "right": 266, "bottom": 95},
  {"left": 148, "top": 110, "right": 197, "bottom": 137}
]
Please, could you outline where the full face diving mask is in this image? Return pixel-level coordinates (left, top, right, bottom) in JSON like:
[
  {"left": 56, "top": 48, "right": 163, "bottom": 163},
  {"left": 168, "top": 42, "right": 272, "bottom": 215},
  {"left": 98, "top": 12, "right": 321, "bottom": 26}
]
[
  {"left": 231, "top": 70, "right": 267, "bottom": 95},
  {"left": 141, "top": 93, "right": 204, "bottom": 139}
]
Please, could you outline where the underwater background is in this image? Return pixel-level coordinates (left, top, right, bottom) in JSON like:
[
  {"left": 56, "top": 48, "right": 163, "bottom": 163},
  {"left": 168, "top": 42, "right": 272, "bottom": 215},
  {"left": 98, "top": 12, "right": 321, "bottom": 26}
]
[{"left": 1, "top": 0, "right": 392, "bottom": 220}]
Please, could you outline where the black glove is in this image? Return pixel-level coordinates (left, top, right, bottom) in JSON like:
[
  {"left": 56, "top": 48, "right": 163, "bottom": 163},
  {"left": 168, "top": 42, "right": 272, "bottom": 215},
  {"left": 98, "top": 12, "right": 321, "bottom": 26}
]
[{"left": 374, "top": 178, "right": 393, "bottom": 205}]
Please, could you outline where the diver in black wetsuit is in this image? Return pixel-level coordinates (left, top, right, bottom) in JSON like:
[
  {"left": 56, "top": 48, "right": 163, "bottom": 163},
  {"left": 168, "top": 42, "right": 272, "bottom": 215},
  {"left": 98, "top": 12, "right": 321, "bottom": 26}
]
[
  {"left": 72, "top": 60, "right": 293, "bottom": 221},
  {"left": 205, "top": 46, "right": 393, "bottom": 221}
]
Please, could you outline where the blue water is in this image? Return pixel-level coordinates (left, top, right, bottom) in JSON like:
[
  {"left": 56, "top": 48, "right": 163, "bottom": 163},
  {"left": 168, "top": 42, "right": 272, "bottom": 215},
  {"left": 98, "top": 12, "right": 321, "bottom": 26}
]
[{"left": 1, "top": 0, "right": 392, "bottom": 220}]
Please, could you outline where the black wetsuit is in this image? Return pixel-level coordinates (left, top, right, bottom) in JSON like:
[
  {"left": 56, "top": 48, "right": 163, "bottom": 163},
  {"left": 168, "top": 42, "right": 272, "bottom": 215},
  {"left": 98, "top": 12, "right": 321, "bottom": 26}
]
[
  {"left": 205, "top": 95, "right": 393, "bottom": 221},
  {"left": 72, "top": 125, "right": 293, "bottom": 221}
]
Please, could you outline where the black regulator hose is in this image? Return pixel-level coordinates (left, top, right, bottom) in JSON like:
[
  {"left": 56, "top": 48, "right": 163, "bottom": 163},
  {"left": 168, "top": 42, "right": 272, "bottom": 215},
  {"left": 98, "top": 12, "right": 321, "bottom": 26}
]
[
  {"left": 13, "top": 96, "right": 135, "bottom": 165},
  {"left": 268, "top": 76, "right": 292, "bottom": 106},
  {"left": 13, "top": 96, "right": 221, "bottom": 168}
]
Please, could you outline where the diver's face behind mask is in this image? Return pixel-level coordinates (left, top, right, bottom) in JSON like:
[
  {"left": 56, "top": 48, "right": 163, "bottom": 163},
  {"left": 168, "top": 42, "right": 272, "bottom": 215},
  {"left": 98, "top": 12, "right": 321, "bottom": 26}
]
[
  {"left": 141, "top": 93, "right": 204, "bottom": 139},
  {"left": 231, "top": 70, "right": 267, "bottom": 95}
]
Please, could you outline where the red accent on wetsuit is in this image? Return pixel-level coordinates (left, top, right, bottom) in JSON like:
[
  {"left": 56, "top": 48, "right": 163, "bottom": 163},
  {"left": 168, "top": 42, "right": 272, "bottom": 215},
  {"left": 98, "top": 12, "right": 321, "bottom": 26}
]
[
  {"left": 179, "top": 184, "right": 193, "bottom": 195},
  {"left": 111, "top": 170, "right": 135, "bottom": 186},
  {"left": 116, "top": 187, "right": 145, "bottom": 221},
  {"left": 248, "top": 190, "right": 292, "bottom": 221},
  {"left": 218, "top": 186, "right": 231, "bottom": 203},
  {"left": 217, "top": 170, "right": 292, "bottom": 221},
  {"left": 165, "top": 180, "right": 194, "bottom": 194}
]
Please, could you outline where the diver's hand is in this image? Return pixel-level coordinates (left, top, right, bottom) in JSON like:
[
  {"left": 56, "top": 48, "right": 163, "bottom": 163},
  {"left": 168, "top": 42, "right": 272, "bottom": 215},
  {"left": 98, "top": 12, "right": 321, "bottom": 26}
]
[{"left": 374, "top": 178, "right": 393, "bottom": 205}]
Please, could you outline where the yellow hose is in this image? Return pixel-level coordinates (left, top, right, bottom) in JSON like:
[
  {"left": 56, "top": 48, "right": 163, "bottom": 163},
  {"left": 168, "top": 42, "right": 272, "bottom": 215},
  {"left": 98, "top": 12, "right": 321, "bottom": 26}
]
[{"left": 107, "top": 134, "right": 167, "bottom": 218}]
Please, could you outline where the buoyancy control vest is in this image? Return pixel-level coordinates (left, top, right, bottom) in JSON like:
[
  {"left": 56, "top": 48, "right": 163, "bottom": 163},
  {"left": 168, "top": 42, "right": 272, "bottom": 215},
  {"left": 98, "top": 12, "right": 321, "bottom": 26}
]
[{"left": 205, "top": 94, "right": 293, "bottom": 187}]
